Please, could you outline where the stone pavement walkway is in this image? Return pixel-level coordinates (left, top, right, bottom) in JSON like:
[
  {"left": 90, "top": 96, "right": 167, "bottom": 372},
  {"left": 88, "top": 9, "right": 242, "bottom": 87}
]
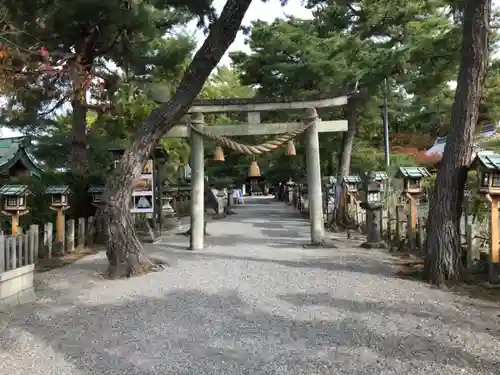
[{"left": 1, "top": 196, "right": 500, "bottom": 375}]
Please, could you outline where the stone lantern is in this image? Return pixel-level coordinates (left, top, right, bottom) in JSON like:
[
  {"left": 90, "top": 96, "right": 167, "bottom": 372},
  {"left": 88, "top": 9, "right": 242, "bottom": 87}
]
[
  {"left": 359, "top": 172, "right": 386, "bottom": 249},
  {"left": 285, "top": 179, "right": 295, "bottom": 204}
]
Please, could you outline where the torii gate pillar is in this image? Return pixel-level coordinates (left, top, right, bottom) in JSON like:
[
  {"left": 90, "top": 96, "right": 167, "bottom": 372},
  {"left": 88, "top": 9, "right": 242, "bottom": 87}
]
[
  {"left": 304, "top": 107, "right": 324, "bottom": 245},
  {"left": 189, "top": 112, "right": 205, "bottom": 250}
]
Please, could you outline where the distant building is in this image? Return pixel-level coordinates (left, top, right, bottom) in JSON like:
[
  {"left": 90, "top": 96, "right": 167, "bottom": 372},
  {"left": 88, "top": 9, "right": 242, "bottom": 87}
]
[
  {"left": 424, "top": 123, "right": 499, "bottom": 160},
  {"left": 0, "top": 136, "right": 43, "bottom": 179}
]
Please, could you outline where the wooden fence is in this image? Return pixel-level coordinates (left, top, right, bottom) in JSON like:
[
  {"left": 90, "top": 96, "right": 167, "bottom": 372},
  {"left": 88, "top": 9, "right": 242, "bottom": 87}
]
[
  {"left": 0, "top": 216, "right": 95, "bottom": 273},
  {"left": 290, "top": 185, "right": 492, "bottom": 270}
]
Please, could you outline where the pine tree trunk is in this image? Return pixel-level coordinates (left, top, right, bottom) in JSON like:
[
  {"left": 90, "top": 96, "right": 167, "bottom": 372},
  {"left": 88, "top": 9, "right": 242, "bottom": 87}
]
[
  {"left": 424, "top": 0, "right": 490, "bottom": 286},
  {"left": 69, "top": 29, "right": 99, "bottom": 171},
  {"left": 332, "top": 97, "right": 357, "bottom": 230},
  {"left": 338, "top": 98, "right": 357, "bottom": 179},
  {"left": 70, "top": 100, "right": 88, "bottom": 171},
  {"left": 101, "top": 0, "right": 253, "bottom": 278}
]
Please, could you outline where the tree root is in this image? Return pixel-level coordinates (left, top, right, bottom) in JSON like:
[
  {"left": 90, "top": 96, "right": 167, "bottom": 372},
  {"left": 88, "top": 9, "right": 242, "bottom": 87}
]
[
  {"left": 105, "top": 257, "right": 167, "bottom": 279},
  {"left": 126, "top": 258, "right": 167, "bottom": 277}
]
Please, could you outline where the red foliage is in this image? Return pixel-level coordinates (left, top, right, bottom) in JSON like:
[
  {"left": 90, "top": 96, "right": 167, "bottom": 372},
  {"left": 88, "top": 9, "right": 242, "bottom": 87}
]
[
  {"left": 394, "top": 147, "right": 442, "bottom": 166},
  {"left": 0, "top": 18, "right": 110, "bottom": 109},
  {"left": 39, "top": 47, "right": 49, "bottom": 57},
  {"left": 390, "top": 133, "right": 434, "bottom": 150}
]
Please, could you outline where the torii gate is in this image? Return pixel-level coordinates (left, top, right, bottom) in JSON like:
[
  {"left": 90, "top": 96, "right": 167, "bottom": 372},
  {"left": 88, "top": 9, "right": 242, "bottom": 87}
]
[{"left": 164, "top": 95, "right": 349, "bottom": 250}]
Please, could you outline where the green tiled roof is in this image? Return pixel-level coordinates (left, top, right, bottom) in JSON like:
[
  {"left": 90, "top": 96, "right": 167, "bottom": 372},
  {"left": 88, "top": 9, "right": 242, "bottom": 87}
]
[
  {"left": 473, "top": 153, "right": 500, "bottom": 170},
  {"left": 88, "top": 185, "right": 104, "bottom": 193},
  {"left": 343, "top": 175, "right": 362, "bottom": 183},
  {"left": 45, "top": 185, "right": 70, "bottom": 195},
  {"left": 165, "top": 186, "right": 191, "bottom": 192},
  {"left": 0, "top": 184, "right": 30, "bottom": 196},
  {"left": 396, "top": 167, "right": 431, "bottom": 179},
  {"left": 372, "top": 171, "right": 389, "bottom": 181},
  {"left": 0, "top": 136, "right": 43, "bottom": 176}
]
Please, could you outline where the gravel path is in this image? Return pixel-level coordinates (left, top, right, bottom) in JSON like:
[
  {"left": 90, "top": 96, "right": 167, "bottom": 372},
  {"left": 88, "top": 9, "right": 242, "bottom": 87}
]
[{"left": 1, "top": 196, "right": 500, "bottom": 375}]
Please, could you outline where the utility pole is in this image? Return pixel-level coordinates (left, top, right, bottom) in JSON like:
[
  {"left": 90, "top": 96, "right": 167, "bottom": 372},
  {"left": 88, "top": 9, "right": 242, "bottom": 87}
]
[{"left": 382, "top": 77, "right": 390, "bottom": 167}]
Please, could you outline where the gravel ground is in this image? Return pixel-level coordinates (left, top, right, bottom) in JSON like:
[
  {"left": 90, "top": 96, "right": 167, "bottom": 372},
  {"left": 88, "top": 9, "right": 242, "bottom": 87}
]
[{"left": 1, "top": 196, "right": 500, "bottom": 375}]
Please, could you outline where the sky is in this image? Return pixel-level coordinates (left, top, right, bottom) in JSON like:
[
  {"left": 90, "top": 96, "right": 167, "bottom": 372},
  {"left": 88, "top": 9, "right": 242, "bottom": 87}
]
[{"left": 191, "top": 0, "right": 312, "bottom": 65}]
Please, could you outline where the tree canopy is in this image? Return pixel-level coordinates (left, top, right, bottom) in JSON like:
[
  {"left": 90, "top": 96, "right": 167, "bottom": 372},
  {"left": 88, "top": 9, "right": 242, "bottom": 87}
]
[
  {"left": 2, "top": 0, "right": 500, "bottom": 178},
  {"left": 0, "top": 0, "right": 213, "bottom": 169}
]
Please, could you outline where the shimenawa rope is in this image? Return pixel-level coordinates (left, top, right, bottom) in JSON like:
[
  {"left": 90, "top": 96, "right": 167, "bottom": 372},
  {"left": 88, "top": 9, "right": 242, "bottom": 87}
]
[{"left": 188, "top": 114, "right": 318, "bottom": 155}]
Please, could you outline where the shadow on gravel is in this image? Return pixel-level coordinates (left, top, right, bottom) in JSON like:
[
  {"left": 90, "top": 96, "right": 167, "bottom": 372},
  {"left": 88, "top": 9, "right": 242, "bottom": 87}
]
[
  {"left": 278, "top": 292, "right": 500, "bottom": 337},
  {"left": 151, "top": 248, "right": 400, "bottom": 279},
  {"left": 3, "top": 288, "right": 499, "bottom": 374},
  {"left": 251, "top": 222, "right": 286, "bottom": 229},
  {"left": 158, "top": 233, "right": 308, "bottom": 250}
]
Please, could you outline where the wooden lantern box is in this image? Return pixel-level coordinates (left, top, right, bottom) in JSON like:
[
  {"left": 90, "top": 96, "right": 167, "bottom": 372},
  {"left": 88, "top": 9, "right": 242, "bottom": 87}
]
[
  {"left": 396, "top": 167, "right": 431, "bottom": 195},
  {"left": 0, "top": 184, "right": 30, "bottom": 212},
  {"left": 45, "top": 185, "right": 71, "bottom": 207},
  {"left": 471, "top": 153, "right": 500, "bottom": 195},
  {"left": 0, "top": 185, "right": 31, "bottom": 235},
  {"left": 342, "top": 175, "right": 362, "bottom": 193},
  {"left": 372, "top": 171, "right": 389, "bottom": 192},
  {"left": 88, "top": 185, "right": 105, "bottom": 205}
]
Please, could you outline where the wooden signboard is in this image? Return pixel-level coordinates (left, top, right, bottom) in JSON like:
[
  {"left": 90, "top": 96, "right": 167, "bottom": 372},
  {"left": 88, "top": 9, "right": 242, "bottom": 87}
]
[{"left": 130, "top": 159, "right": 154, "bottom": 214}]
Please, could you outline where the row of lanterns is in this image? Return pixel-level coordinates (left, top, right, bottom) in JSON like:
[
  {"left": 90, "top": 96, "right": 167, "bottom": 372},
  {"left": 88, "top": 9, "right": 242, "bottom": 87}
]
[{"left": 214, "top": 139, "right": 297, "bottom": 178}]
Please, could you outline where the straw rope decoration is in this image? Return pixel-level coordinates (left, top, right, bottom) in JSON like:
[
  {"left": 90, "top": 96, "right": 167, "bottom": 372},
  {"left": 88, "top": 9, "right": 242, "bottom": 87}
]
[{"left": 188, "top": 114, "right": 318, "bottom": 155}]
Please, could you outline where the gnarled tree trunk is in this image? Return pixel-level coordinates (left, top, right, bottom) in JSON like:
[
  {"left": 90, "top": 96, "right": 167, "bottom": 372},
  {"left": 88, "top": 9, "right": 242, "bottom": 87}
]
[
  {"left": 424, "top": 0, "right": 490, "bottom": 286},
  {"left": 338, "top": 97, "right": 357, "bottom": 180},
  {"left": 69, "top": 27, "right": 100, "bottom": 171},
  {"left": 332, "top": 97, "right": 358, "bottom": 230},
  {"left": 70, "top": 97, "right": 88, "bottom": 171},
  {"left": 101, "top": 0, "right": 253, "bottom": 278}
]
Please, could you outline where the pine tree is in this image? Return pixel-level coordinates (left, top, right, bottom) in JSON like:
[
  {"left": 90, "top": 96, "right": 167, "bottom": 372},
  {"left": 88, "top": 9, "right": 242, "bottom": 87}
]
[
  {"left": 424, "top": 0, "right": 492, "bottom": 286},
  {"left": 0, "top": 0, "right": 213, "bottom": 170}
]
